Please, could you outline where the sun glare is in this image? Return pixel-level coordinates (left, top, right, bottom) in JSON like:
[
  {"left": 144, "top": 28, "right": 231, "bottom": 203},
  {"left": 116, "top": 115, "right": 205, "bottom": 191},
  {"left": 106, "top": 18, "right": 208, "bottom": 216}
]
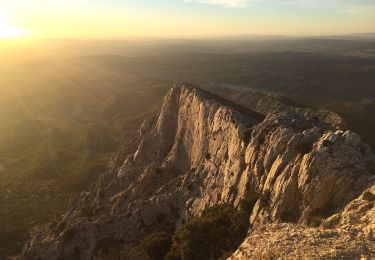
[{"left": 0, "top": 19, "right": 27, "bottom": 39}]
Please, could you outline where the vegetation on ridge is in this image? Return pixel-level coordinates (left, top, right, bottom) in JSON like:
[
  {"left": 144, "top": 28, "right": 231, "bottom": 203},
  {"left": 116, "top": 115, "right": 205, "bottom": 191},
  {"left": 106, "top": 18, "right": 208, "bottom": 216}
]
[
  {"left": 2, "top": 38, "right": 375, "bottom": 258},
  {"left": 96, "top": 192, "right": 260, "bottom": 260}
]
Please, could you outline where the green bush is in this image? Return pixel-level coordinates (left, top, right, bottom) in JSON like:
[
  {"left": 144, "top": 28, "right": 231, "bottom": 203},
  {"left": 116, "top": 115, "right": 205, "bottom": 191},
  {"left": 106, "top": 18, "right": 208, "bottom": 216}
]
[
  {"left": 105, "top": 192, "right": 260, "bottom": 260},
  {"left": 130, "top": 232, "right": 172, "bottom": 260},
  {"left": 165, "top": 204, "right": 250, "bottom": 260}
]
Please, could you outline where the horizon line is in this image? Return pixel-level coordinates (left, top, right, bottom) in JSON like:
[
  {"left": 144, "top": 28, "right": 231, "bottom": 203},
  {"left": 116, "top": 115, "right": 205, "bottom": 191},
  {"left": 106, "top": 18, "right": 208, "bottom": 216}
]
[{"left": 1, "top": 32, "right": 375, "bottom": 43}]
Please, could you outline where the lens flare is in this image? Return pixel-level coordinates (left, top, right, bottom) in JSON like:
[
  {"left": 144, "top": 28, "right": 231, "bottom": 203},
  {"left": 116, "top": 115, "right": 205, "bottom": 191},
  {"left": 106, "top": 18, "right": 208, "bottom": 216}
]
[{"left": 0, "top": 19, "right": 27, "bottom": 39}]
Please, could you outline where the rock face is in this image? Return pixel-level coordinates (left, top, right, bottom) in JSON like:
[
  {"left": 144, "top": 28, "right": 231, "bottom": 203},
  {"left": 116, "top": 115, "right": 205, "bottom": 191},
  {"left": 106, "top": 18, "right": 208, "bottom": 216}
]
[
  {"left": 21, "top": 84, "right": 375, "bottom": 259},
  {"left": 230, "top": 184, "right": 375, "bottom": 259},
  {"left": 218, "top": 87, "right": 347, "bottom": 129}
]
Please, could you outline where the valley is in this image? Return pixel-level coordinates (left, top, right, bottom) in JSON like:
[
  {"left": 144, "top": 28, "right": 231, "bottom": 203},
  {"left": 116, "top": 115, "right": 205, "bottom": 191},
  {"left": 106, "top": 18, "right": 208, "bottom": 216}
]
[{"left": 1, "top": 37, "right": 375, "bottom": 258}]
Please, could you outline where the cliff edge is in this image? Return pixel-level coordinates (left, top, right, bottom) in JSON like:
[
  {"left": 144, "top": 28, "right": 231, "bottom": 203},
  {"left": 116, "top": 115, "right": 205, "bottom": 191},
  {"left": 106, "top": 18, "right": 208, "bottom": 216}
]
[{"left": 22, "top": 84, "right": 375, "bottom": 259}]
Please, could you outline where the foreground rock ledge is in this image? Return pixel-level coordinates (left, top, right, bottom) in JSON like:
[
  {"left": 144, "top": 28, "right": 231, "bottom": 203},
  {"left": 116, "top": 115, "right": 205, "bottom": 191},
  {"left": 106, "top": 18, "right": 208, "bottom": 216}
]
[{"left": 22, "top": 84, "right": 375, "bottom": 259}]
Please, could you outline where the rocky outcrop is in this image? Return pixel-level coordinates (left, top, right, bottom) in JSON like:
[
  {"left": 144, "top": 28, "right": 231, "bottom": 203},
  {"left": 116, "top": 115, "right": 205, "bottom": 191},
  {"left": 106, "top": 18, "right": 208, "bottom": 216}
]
[
  {"left": 230, "top": 183, "right": 375, "bottom": 259},
  {"left": 323, "top": 183, "right": 375, "bottom": 235},
  {"left": 21, "top": 84, "right": 375, "bottom": 259},
  {"left": 218, "top": 87, "right": 347, "bottom": 129},
  {"left": 230, "top": 221, "right": 375, "bottom": 259}
]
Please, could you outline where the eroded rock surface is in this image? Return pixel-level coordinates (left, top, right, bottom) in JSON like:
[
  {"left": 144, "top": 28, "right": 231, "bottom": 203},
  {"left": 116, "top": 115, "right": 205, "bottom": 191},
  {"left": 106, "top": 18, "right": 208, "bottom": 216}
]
[
  {"left": 21, "top": 84, "right": 375, "bottom": 259},
  {"left": 231, "top": 184, "right": 375, "bottom": 259}
]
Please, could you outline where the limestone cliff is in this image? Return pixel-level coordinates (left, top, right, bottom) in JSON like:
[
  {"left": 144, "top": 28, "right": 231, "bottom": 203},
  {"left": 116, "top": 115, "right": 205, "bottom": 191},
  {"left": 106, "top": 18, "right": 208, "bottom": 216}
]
[
  {"left": 217, "top": 87, "right": 347, "bottom": 129},
  {"left": 230, "top": 184, "right": 375, "bottom": 259},
  {"left": 21, "top": 84, "right": 375, "bottom": 259}
]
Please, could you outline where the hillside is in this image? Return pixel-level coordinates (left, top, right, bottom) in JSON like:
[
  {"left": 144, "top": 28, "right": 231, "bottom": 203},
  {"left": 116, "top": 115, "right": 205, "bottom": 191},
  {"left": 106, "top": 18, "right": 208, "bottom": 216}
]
[
  {"left": 1, "top": 38, "right": 375, "bottom": 258},
  {"left": 0, "top": 57, "right": 168, "bottom": 257},
  {"left": 21, "top": 84, "right": 375, "bottom": 259}
]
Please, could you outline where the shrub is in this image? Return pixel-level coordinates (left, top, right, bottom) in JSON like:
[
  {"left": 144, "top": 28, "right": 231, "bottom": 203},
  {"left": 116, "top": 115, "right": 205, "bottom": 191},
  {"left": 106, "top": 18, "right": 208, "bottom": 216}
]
[
  {"left": 166, "top": 204, "right": 251, "bottom": 260},
  {"left": 103, "top": 192, "right": 260, "bottom": 260},
  {"left": 130, "top": 232, "right": 172, "bottom": 260}
]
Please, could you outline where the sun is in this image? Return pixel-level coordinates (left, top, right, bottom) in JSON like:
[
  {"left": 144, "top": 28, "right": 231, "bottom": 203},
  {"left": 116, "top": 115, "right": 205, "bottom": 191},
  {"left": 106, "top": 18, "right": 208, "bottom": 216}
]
[{"left": 0, "top": 19, "right": 27, "bottom": 39}]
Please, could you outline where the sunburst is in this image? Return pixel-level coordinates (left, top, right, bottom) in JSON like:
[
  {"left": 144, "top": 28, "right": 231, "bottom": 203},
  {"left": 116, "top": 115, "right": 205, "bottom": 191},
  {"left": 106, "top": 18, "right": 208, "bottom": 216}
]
[{"left": 0, "top": 18, "right": 26, "bottom": 39}]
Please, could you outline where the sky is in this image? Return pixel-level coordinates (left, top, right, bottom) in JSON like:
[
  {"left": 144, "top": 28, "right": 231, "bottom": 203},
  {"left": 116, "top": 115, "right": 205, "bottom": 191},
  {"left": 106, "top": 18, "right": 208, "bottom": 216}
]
[{"left": 0, "top": 0, "right": 374, "bottom": 39}]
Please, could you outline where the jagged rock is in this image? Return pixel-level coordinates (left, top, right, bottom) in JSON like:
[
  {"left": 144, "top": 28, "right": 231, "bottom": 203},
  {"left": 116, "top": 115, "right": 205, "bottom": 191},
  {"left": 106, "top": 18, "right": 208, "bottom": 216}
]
[
  {"left": 229, "top": 222, "right": 375, "bottom": 259},
  {"left": 323, "top": 183, "right": 375, "bottom": 234},
  {"left": 225, "top": 89, "right": 347, "bottom": 129},
  {"left": 21, "top": 84, "right": 375, "bottom": 259},
  {"left": 232, "top": 183, "right": 375, "bottom": 259}
]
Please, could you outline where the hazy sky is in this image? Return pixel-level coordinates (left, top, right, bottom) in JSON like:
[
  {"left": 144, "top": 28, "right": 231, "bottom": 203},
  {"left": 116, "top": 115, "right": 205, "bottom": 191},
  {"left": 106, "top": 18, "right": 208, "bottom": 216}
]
[{"left": 0, "top": 0, "right": 374, "bottom": 38}]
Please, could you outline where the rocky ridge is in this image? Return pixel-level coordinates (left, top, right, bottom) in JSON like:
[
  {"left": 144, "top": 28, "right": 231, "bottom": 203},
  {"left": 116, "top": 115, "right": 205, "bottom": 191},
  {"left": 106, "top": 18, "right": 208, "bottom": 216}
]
[
  {"left": 22, "top": 84, "right": 375, "bottom": 259},
  {"left": 217, "top": 87, "right": 347, "bottom": 129},
  {"left": 231, "top": 184, "right": 375, "bottom": 259}
]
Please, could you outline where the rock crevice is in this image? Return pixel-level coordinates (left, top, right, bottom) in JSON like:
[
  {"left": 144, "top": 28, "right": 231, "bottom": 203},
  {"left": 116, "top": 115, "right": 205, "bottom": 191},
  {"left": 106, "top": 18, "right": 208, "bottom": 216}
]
[{"left": 21, "top": 84, "right": 375, "bottom": 259}]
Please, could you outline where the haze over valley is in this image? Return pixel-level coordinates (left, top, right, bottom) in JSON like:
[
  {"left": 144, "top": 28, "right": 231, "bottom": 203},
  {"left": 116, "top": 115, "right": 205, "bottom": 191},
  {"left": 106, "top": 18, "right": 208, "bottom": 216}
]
[
  {"left": 1, "top": 37, "right": 375, "bottom": 258},
  {"left": 1, "top": 0, "right": 375, "bottom": 258}
]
